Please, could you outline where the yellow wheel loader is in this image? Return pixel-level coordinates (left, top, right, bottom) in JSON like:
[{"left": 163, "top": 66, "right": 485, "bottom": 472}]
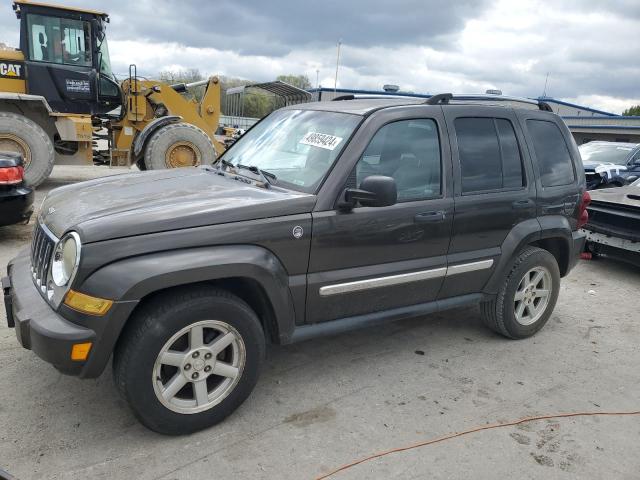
[{"left": 0, "top": 1, "right": 224, "bottom": 187}]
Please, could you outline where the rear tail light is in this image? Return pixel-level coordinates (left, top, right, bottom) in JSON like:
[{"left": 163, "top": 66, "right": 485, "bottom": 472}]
[
  {"left": 577, "top": 190, "right": 591, "bottom": 228},
  {"left": 0, "top": 166, "right": 24, "bottom": 185}
]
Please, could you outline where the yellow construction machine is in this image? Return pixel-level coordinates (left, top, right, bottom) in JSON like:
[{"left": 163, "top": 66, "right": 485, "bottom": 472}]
[{"left": 0, "top": 0, "right": 224, "bottom": 186}]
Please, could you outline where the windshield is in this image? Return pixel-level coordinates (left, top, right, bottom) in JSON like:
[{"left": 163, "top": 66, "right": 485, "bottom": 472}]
[
  {"left": 97, "top": 35, "right": 114, "bottom": 79},
  {"left": 579, "top": 142, "right": 636, "bottom": 165},
  {"left": 219, "top": 109, "right": 360, "bottom": 193}
]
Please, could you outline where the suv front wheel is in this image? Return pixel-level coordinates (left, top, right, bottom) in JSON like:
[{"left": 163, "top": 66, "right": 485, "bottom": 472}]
[
  {"left": 481, "top": 247, "right": 560, "bottom": 339},
  {"left": 113, "top": 287, "right": 265, "bottom": 435}
]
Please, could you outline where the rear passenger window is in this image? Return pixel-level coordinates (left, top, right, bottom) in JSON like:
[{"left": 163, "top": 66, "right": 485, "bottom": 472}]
[
  {"left": 526, "top": 120, "right": 575, "bottom": 187},
  {"left": 455, "top": 118, "right": 524, "bottom": 193}
]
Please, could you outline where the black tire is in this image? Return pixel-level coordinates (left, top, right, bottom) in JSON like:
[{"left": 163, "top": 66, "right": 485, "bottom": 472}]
[
  {"left": 143, "top": 123, "right": 216, "bottom": 170},
  {"left": 0, "top": 111, "right": 54, "bottom": 187},
  {"left": 480, "top": 247, "right": 560, "bottom": 339},
  {"left": 113, "top": 287, "right": 265, "bottom": 435}
]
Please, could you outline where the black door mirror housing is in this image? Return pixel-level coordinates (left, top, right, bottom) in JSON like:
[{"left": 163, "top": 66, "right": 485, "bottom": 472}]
[{"left": 339, "top": 175, "right": 397, "bottom": 209}]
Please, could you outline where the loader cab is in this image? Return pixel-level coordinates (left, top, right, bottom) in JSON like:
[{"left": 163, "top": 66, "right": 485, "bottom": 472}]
[{"left": 14, "top": 0, "right": 122, "bottom": 115}]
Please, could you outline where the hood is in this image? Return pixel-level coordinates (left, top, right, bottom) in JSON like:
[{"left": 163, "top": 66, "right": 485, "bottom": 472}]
[
  {"left": 589, "top": 185, "right": 640, "bottom": 209},
  {"left": 582, "top": 161, "right": 627, "bottom": 172},
  {"left": 40, "top": 167, "right": 315, "bottom": 242}
]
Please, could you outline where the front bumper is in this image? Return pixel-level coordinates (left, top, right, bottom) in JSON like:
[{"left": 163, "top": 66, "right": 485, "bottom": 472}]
[
  {"left": 3, "top": 253, "right": 95, "bottom": 376},
  {"left": 583, "top": 229, "right": 640, "bottom": 267}
]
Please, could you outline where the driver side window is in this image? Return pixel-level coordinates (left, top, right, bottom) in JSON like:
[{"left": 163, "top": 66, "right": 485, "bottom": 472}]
[
  {"left": 356, "top": 119, "right": 441, "bottom": 202},
  {"left": 27, "top": 14, "right": 92, "bottom": 67}
]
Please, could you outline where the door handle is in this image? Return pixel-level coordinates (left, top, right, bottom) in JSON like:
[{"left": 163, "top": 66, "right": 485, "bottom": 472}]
[
  {"left": 414, "top": 211, "right": 445, "bottom": 223},
  {"left": 512, "top": 199, "right": 534, "bottom": 210}
]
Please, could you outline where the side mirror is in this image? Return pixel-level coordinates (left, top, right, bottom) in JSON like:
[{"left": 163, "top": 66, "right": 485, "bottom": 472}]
[{"left": 339, "top": 175, "right": 397, "bottom": 209}]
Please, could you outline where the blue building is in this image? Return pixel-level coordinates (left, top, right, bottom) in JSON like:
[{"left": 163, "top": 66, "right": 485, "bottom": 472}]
[{"left": 309, "top": 87, "right": 640, "bottom": 145}]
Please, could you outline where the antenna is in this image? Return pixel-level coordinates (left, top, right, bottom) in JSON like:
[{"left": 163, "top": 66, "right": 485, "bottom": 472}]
[
  {"left": 334, "top": 39, "right": 342, "bottom": 94},
  {"left": 542, "top": 72, "right": 550, "bottom": 97}
]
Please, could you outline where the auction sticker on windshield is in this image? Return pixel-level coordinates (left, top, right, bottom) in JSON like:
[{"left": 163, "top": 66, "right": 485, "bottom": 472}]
[{"left": 300, "top": 132, "right": 343, "bottom": 150}]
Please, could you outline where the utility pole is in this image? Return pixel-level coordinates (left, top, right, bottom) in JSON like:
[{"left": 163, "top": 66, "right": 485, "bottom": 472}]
[
  {"left": 316, "top": 69, "right": 320, "bottom": 89},
  {"left": 334, "top": 39, "right": 342, "bottom": 94}
]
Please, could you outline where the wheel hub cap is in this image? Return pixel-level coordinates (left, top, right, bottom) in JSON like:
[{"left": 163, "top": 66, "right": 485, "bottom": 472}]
[
  {"left": 0, "top": 134, "right": 31, "bottom": 168},
  {"left": 165, "top": 141, "right": 201, "bottom": 168},
  {"left": 152, "top": 320, "right": 246, "bottom": 414},
  {"left": 513, "top": 266, "right": 552, "bottom": 326}
]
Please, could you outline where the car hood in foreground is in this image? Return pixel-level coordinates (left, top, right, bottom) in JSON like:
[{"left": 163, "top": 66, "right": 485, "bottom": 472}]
[
  {"left": 39, "top": 167, "right": 315, "bottom": 242},
  {"left": 588, "top": 185, "right": 640, "bottom": 209}
]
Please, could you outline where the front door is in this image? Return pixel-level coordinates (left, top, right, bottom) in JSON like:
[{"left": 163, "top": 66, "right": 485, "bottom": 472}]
[
  {"left": 22, "top": 11, "right": 97, "bottom": 113},
  {"left": 306, "top": 111, "right": 454, "bottom": 323}
]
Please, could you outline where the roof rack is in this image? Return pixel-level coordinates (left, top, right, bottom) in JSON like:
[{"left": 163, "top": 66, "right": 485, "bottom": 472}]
[
  {"left": 332, "top": 94, "right": 424, "bottom": 101},
  {"left": 425, "top": 93, "right": 553, "bottom": 111}
]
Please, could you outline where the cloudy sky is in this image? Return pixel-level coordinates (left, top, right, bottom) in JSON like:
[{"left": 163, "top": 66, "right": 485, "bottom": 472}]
[{"left": 2, "top": 0, "right": 639, "bottom": 113}]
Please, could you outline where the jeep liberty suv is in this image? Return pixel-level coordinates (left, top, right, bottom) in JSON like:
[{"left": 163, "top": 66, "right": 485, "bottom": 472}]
[{"left": 3, "top": 93, "right": 588, "bottom": 435}]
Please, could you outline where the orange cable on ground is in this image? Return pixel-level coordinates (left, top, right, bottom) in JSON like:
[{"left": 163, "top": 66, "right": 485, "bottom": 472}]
[{"left": 315, "top": 410, "right": 640, "bottom": 479}]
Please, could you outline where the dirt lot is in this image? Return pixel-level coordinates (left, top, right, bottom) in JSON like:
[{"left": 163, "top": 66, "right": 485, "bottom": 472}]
[{"left": 1, "top": 166, "right": 639, "bottom": 479}]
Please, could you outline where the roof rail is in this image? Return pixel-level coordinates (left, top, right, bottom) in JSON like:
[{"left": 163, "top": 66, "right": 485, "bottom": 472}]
[
  {"left": 425, "top": 93, "right": 554, "bottom": 111},
  {"left": 425, "top": 93, "right": 453, "bottom": 105},
  {"left": 333, "top": 94, "right": 356, "bottom": 101},
  {"left": 332, "top": 94, "right": 425, "bottom": 101}
]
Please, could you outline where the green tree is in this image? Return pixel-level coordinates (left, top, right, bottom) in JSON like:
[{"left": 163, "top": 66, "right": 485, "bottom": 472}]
[
  {"left": 158, "top": 68, "right": 205, "bottom": 101},
  {"left": 622, "top": 105, "right": 640, "bottom": 116},
  {"left": 276, "top": 74, "right": 311, "bottom": 90}
]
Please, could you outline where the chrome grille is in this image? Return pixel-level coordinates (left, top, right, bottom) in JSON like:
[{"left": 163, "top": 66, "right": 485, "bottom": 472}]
[{"left": 30, "top": 222, "right": 57, "bottom": 292}]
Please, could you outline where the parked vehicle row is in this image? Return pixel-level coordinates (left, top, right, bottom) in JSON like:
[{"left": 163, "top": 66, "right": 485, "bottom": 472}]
[
  {"left": 0, "top": 151, "right": 33, "bottom": 227},
  {"left": 579, "top": 141, "right": 640, "bottom": 189},
  {"left": 3, "top": 94, "right": 588, "bottom": 434},
  {"left": 583, "top": 178, "right": 640, "bottom": 267}
]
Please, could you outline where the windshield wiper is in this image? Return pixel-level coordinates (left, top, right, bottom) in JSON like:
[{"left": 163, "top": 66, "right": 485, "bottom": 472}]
[
  {"left": 236, "top": 164, "right": 277, "bottom": 187},
  {"left": 216, "top": 158, "right": 235, "bottom": 172}
]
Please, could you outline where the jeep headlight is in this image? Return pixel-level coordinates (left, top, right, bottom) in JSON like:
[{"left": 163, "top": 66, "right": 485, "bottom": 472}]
[{"left": 51, "top": 232, "right": 81, "bottom": 287}]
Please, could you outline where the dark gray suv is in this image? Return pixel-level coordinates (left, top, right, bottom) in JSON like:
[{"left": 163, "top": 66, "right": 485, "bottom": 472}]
[{"left": 3, "top": 94, "right": 588, "bottom": 434}]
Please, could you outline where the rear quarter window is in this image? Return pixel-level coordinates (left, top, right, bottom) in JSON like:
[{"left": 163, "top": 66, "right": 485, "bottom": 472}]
[{"left": 526, "top": 119, "right": 575, "bottom": 187}]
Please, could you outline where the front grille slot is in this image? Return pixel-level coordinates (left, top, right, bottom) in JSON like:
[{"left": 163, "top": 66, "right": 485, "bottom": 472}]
[{"left": 30, "top": 222, "right": 57, "bottom": 291}]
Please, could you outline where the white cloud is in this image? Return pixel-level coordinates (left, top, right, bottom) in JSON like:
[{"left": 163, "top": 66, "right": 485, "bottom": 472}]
[{"left": 2, "top": 0, "right": 638, "bottom": 113}]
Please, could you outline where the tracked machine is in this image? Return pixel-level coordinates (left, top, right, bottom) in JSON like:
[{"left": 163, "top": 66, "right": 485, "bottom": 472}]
[{"left": 0, "top": 1, "right": 224, "bottom": 186}]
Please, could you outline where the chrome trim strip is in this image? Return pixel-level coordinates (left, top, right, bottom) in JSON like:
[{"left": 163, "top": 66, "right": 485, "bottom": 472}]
[
  {"left": 39, "top": 221, "right": 59, "bottom": 243},
  {"left": 319, "top": 267, "right": 447, "bottom": 297},
  {"left": 318, "top": 259, "right": 494, "bottom": 297},
  {"left": 446, "top": 259, "right": 494, "bottom": 275}
]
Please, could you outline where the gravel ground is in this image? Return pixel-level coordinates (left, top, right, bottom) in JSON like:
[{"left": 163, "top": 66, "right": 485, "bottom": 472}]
[{"left": 1, "top": 166, "right": 639, "bottom": 480}]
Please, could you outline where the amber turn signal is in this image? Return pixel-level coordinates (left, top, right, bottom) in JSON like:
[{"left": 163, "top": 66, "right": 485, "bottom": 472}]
[
  {"left": 71, "top": 342, "right": 92, "bottom": 361},
  {"left": 64, "top": 290, "right": 113, "bottom": 316}
]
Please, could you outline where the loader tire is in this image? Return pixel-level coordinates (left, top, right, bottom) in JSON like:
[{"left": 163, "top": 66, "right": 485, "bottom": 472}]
[
  {"left": 0, "top": 112, "right": 54, "bottom": 187},
  {"left": 143, "top": 123, "right": 216, "bottom": 170}
]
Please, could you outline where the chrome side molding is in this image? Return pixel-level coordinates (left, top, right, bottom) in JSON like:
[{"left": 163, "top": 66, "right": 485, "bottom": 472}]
[{"left": 319, "top": 259, "right": 494, "bottom": 297}]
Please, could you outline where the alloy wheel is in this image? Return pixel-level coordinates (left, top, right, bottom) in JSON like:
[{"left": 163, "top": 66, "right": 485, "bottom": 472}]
[
  {"left": 152, "top": 320, "right": 246, "bottom": 414},
  {"left": 513, "top": 266, "right": 552, "bottom": 326}
]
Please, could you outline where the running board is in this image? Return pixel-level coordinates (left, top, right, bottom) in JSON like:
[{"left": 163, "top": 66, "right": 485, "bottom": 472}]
[{"left": 289, "top": 293, "right": 484, "bottom": 343}]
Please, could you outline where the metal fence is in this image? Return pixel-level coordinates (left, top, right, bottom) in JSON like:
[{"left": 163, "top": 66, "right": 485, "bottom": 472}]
[{"left": 219, "top": 115, "right": 259, "bottom": 130}]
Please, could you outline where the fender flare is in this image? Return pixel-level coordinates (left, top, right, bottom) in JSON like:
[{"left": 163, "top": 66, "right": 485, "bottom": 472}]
[
  {"left": 483, "top": 216, "right": 574, "bottom": 294},
  {"left": 132, "top": 115, "right": 182, "bottom": 157},
  {"left": 0, "top": 92, "right": 53, "bottom": 113},
  {"left": 80, "top": 245, "right": 297, "bottom": 342}
]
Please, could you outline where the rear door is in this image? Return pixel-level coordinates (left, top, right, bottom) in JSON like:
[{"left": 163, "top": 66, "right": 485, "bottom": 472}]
[
  {"left": 441, "top": 106, "right": 536, "bottom": 298},
  {"left": 518, "top": 112, "right": 582, "bottom": 229},
  {"left": 306, "top": 106, "right": 454, "bottom": 323}
]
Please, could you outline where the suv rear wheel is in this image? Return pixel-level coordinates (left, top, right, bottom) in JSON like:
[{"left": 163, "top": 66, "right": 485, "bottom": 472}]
[
  {"left": 113, "top": 287, "right": 265, "bottom": 435},
  {"left": 481, "top": 247, "right": 560, "bottom": 339}
]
